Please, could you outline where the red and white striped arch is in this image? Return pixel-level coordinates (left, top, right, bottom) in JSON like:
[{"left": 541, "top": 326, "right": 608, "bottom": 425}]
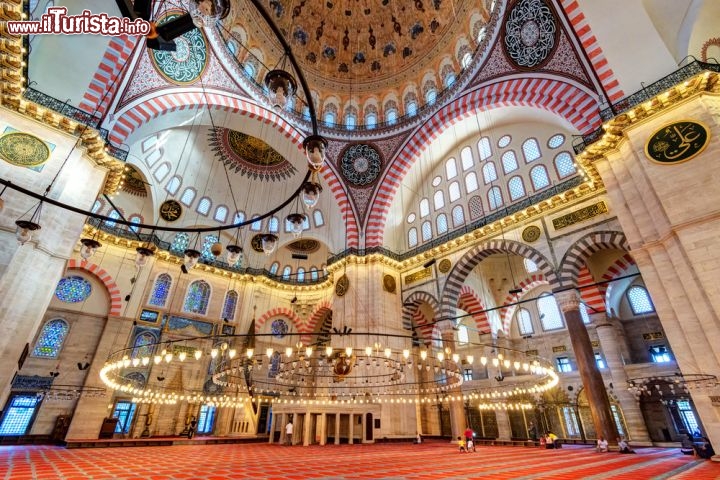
[
  {"left": 107, "top": 91, "right": 305, "bottom": 146},
  {"left": 255, "top": 307, "right": 309, "bottom": 341},
  {"left": 457, "top": 286, "right": 491, "bottom": 335},
  {"left": 558, "top": 0, "right": 625, "bottom": 103},
  {"left": 365, "top": 77, "right": 602, "bottom": 247},
  {"left": 600, "top": 253, "right": 637, "bottom": 306},
  {"left": 578, "top": 266, "right": 605, "bottom": 314},
  {"left": 320, "top": 168, "right": 358, "bottom": 247},
  {"left": 66, "top": 259, "right": 123, "bottom": 316},
  {"left": 306, "top": 300, "right": 333, "bottom": 336},
  {"left": 500, "top": 274, "right": 548, "bottom": 334}
]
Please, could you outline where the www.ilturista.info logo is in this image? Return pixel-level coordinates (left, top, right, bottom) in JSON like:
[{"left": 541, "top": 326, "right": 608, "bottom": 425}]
[{"left": 6, "top": 7, "right": 151, "bottom": 36}]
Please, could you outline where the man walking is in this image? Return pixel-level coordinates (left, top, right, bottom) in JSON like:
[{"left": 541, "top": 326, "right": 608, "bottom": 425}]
[{"left": 285, "top": 419, "right": 294, "bottom": 446}]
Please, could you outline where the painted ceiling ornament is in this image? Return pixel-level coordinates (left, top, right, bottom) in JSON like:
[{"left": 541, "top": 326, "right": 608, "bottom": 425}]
[
  {"left": 121, "top": 165, "right": 148, "bottom": 197},
  {"left": 504, "top": 0, "right": 557, "bottom": 69},
  {"left": 150, "top": 13, "right": 208, "bottom": 85},
  {"left": 0, "top": 132, "right": 50, "bottom": 168},
  {"left": 340, "top": 143, "right": 382, "bottom": 187},
  {"left": 208, "top": 127, "right": 298, "bottom": 181},
  {"left": 286, "top": 239, "right": 321, "bottom": 254}
]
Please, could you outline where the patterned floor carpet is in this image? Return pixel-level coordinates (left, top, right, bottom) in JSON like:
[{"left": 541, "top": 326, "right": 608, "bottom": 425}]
[{"left": 0, "top": 441, "right": 718, "bottom": 480}]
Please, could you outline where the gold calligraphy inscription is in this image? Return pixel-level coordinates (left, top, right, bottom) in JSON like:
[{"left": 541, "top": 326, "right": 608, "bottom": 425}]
[
  {"left": 525, "top": 349, "right": 539, "bottom": 356},
  {"left": 591, "top": 340, "right": 600, "bottom": 348},
  {"left": 159, "top": 200, "right": 183, "bottom": 222},
  {"left": 645, "top": 120, "right": 710, "bottom": 164},
  {"left": 552, "top": 201, "right": 608, "bottom": 230},
  {"left": 405, "top": 267, "right": 432, "bottom": 285},
  {"left": 552, "top": 345, "right": 567, "bottom": 353},
  {"left": 642, "top": 331, "right": 664, "bottom": 340}
]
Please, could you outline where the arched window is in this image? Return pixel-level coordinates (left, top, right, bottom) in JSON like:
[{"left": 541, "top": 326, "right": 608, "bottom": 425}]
[
  {"left": 132, "top": 332, "right": 156, "bottom": 358},
  {"left": 148, "top": 273, "right": 172, "bottom": 307},
  {"left": 365, "top": 112, "right": 377, "bottom": 129},
  {"left": 457, "top": 324, "right": 469, "bottom": 344},
  {"left": 323, "top": 111, "right": 336, "bottom": 125},
  {"left": 548, "top": 133, "right": 565, "bottom": 149},
  {"left": 465, "top": 172, "right": 479, "bottom": 193},
  {"left": 468, "top": 195, "right": 483, "bottom": 219},
  {"left": 419, "top": 198, "right": 430, "bottom": 218},
  {"left": 421, "top": 221, "right": 432, "bottom": 242},
  {"left": 227, "top": 39, "right": 238, "bottom": 55},
  {"left": 627, "top": 285, "right": 655, "bottom": 314},
  {"left": 310, "top": 267, "right": 318, "bottom": 281},
  {"left": 32, "top": 319, "right": 69, "bottom": 358},
  {"left": 313, "top": 210, "right": 324, "bottom": 227},
  {"left": 501, "top": 151, "right": 518, "bottom": 173},
  {"left": 538, "top": 293, "right": 564, "bottom": 330},
  {"left": 268, "top": 216, "right": 279, "bottom": 233},
  {"left": 105, "top": 209, "right": 121, "bottom": 228},
  {"left": 166, "top": 176, "right": 182, "bottom": 195},
  {"left": 269, "top": 262, "right": 279, "bottom": 275},
  {"left": 443, "top": 72, "right": 456, "bottom": 87},
  {"left": 243, "top": 62, "right": 256, "bottom": 79},
  {"left": 524, "top": 258, "right": 538, "bottom": 273},
  {"left": 201, "top": 234, "right": 219, "bottom": 261},
  {"left": 170, "top": 232, "right": 189, "bottom": 254},
  {"left": 554, "top": 152, "right": 576, "bottom": 178},
  {"left": 445, "top": 158, "right": 458, "bottom": 179},
  {"left": 91, "top": 199, "right": 104, "bottom": 213},
  {"left": 449, "top": 182, "right": 461, "bottom": 202},
  {"left": 530, "top": 165, "right": 550, "bottom": 190},
  {"left": 517, "top": 308, "right": 534, "bottom": 335},
  {"left": 222, "top": 290, "right": 238, "bottom": 321},
  {"left": 214, "top": 205, "right": 228, "bottom": 223},
  {"left": 408, "top": 227, "right": 418, "bottom": 248},
  {"left": 460, "top": 52, "right": 472, "bottom": 69},
  {"left": 406, "top": 100, "right": 417, "bottom": 117},
  {"left": 250, "top": 216, "right": 262, "bottom": 231},
  {"left": 488, "top": 186, "right": 503, "bottom": 210},
  {"left": 386, "top": 108, "right": 398, "bottom": 125},
  {"left": 522, "top": 138, "right": 541, "bottom": 162},
  {"left": 433, "top": 191, "right": 445, "bottom": 210},
  {"left": 451, "top": 205, "right": 465, "bottom": 226},
  {"left": 233, "top": 211, "right": 245, "bottom": 224},
  {"left": 297, "top": 268, "right": 305, "bottom": 282},
  {"left": 461, "top": 146, "right": 474, "bottom": 171},
  {"left": 482, "top": 162, "right": 497, "bottom": 184},
  {"left": 128, "top": 215, "right": 142, "bottom": 233},
  {"left": 478, "top": 137, "right": 492, "bottom": 161},
  {"left": 345, "top": 113, "right": 356, "bottom": 130},
  {"left": 153, "top": 162, "right": 170, "bottom": 182},
  {"left": 197, "top": 197, "right": 212, "bottom": 216},
  {"left": 425, "top": 88, "right": 437, "bottom": 105},
  {"left": 180, "top": 188, "right": 196, "bottom": 206},
  {"left": 508, "top": 176, "right": 526, "bottom": 201},
  {"left": 436, "top": 213, "right": 448, "bottom": 235},
  {"left": 184, "top": 280, "right": 211, "bottom": 315},
  {"left": 282, "top": 266, "right": 291, "bottom": 280}
]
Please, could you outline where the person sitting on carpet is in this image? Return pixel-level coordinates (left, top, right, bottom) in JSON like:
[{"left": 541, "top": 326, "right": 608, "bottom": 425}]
[
  {"left": 457, "top": 436, "right": 467, "bottom": 452},
  {"left": 694, "top": 437, "right": 715, "bottom": 459},
  {"left": 596, "top": 437, "right": 608, "bottom": 453},
  {"left": 618, "top": 437, "right": 635, "bottom": 454},
  {"left": 680, "top": 434, "right": 695, "bottom": 455},
  {"left": 546, "top": 432, "right": 560, "bottom": 449}
]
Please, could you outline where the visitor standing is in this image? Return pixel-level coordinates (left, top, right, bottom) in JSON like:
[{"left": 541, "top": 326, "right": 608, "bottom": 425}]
[{"left": 285, "top": 420, "right": 294, "bottom": 446}]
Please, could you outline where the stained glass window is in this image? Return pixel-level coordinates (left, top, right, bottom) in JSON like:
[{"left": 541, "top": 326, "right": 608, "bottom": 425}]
[
  {"left": 197, "top": 405, "right": 216, "bottom": 434},
  {"left": 170, "top": 232, "right": 189, "bottom": 254},
  {"left": 523, "top": 138, "right": 541, "bottom": 162},
  {"left": 530, "top": 165, "right": 550, "bottom": 190},
  {"left": 406, "top": 101, "right": 417, "bottom": 117},
  {"left": 91, "top": 200, "right": 103, "bottom": 213},
  {"left": 105, "top": 210, "right": 121, "bottom": 228},
  {"left": 408, "top": 227, "right": 418, "bottom": 248},
  {"left": 425, "top": 88, "right": 437, "bottom": 105},
  {"left": 452, "top": 205, "right": 465, "bottom": 227},
  {"left": 222, "top": 290, "right": 238, "bottom": 321},
  {"left": 201, "top": 235, "right": 219, "bottom": 262},
  {"left": 524, "top": 258, "right": 538, "bottom": 273},
  {"left": 508, "top": 176, "right": 526, "bottom": 201},
  {"left": 148, "top": 273, "right": 172, "bottom": 307},
  {"left": 268, "top": 217, "right": 279, "bottom": 233},
  {"left": 128, "top": 215, "right": 142, "bottom": 233},
  {"left": 233, "top": 211, "right": 245, "bottom": 224},
  {"left": 272, "top": 319, "right": 288, "bottom": 338},
  {"left": 183, "top": 280, "right": 211, "bottom": 315},
  {"left": 448, "top": 182, "right": 461, "bottom": 202},
  {"left": 436, "top": 214, "right": 448, "bottom": 235},
  {"left": 0, "top": 395, "right": 39, "bottom": 435},
  {"left": 113, "top": 401, "right": 136, "bottom": 434},
  {"left": 269, "top": 262, "right": 279, "bottom": 275},
  {"left": 297, "top": 268, "right": 305, "bottom": 282},
  {"left": 282, "top": 266, "right": 291, "bottom": 280},
  {"left": 628, "top": 286, "right": 655, "bottom": 314},
  {"left": 55, "top": 276, "right": 92, "bottom": 303},
  {"left": 269, "top": 351, "right": 281, "bottom": 377},
  {"left": 32, "top": 319, "right": 69, "bottom": 358},
  {"left": 502, "top": 151, "right": 518, "bottom": 173},
  {"left": 250, "top": 216, "right": 262, "bottom": 231},
  {"left": 461, "top": 146, "right": 474, "bottom": 171},
  {"left": 555, "top": 152, "right": 576, "bottom": 178},
  {"left": 132, "top": 332, "right": 157, "bottom": 358},
  {"left": 445, "top": 158, "right": 457, "bottom": 179},
  {"left": 125, "top": 371, "right": 147, "bottom": 387},
  {"left": 465, "top": 172, "right": 479, "bottom": 193},
  {"left": 365, "top": 113, "right": 377, "bottom": 129},
  {"left": 310, "top": 267, "right": 318, "bottom": 281}
]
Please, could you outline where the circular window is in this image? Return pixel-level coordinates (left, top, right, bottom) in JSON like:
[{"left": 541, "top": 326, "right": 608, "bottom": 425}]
[
  {"left": 547, "top": 134, "right": 565, "bottom": 149},
  {"left": 271, "top": 319, "right": 289, "bottom": 339},
  {"left": 55, "top": 276, "right": 92, "bottom": 303},
  {"left": 497, "top": 135, "right": 512, "bottom": 148},
  {"left": 406, "top": 213, "right": 416, "bottom": 223},
  {"left": 431, "top": 175, "right": 442, "bottom": 187}
]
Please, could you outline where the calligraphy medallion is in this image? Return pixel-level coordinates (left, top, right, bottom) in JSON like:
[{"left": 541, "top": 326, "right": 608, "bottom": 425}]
[
  {"left": 159, "top": 200, "right": 183, "bottom": 222},
  {"left": 150, "top": 13, "right": 208, "bottom": 85},
  {"left": 645, "top": 120, "right": 710, "bottom": 164},
  {"left": 0, "top": 132, "right": 50, "bottom": 167}
]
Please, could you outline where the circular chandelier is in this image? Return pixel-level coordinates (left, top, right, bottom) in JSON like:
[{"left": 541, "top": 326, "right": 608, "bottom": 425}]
[{"left": 99, "top": 333, "right": 559, "bottom": 407}]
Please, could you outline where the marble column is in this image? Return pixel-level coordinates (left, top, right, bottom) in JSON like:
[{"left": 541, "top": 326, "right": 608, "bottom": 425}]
[
  {"left": 556, "top": 289, "right": 618, "bottom": 443},
  {"left": 280, "top": 413, "right": 288, "bottom": 445},
  {"left": 334, "top": 413, "right": 340, "bottom": 444},
  {"left": 594, "top": 315, "right": 652, "bottom": 445},
  {"left": 268, "top": 411, "right": 277, "bottom": 443},
  {"left": 441, "top": 328, "right": 466, "bottom": 439},
  {"left": 348, "top": 413, "right": 354, "bottom": 444},
  {"left": 496, "top": 409, "right": 512, "bottom": 441},
  {"left": 303, "top": 412, "right": 311, "bottom": 446},
  {"left": 320, "top": 413, "right": 327, "bottom": 445}
]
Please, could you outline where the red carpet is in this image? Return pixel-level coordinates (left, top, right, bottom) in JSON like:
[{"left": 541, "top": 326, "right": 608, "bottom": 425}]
[{"left": 0, "top": 441, "right": 718, "bottom": 479}]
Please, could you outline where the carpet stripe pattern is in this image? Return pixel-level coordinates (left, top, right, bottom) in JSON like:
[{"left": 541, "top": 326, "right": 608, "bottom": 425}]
[{"left": 1, "top": 442, "right": 718, "bottom": 479}]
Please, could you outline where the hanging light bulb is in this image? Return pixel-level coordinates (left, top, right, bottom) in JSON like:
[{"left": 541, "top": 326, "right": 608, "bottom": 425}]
[
  {"left": 194, "top": 350, "right": 202, "bottom": 360},
  {"left": 452, "top": 353, "right": 460, "bottom": 363},
  {"left": 260, "top": 233, "right": 279, "bottom": 256},
  {"left": 188, "top": 0, "right": 230, "bottom": 28},
  {"left": 365, "top": 346, "right": 372, "bottom": 356},
  {"left": 141, "top": 357, "right": 150, "bottom": 366},
  {"left": 345, "top": 347, "right": 353, "bottom": 356},
  {"left": 178, "top": 351, "right": 187, "bottom": 362},
  {"left": 285, "top": 347, "right": 293, "bottom": 357},
  {"left": 403, "top": 349, "right": 410, "bottom": 360},
  {"left": 226, "top": 244, "right": 243, "bottom": 265},
  {"left": 164, "top": 352, "right": 173, "bottom": 363},
  {"left": 15, "top": 220, "right": 41, "bottom": 245},
  {"left": 305, "top": 346, "right": 313, "bottom": 357},
  {"left": 183, "top": 249, "right": 201, "bottom": 270},
  {"left": 210, "top": 348, "right": 219, "bottom": 358},
  {"left": 154, "top": 355, "right": 162, "bottom": 364},
  {"left": 437, "top": 352, "right": 445, "bottom": 362},
  {"left": 264, "top": 69, "right": 297, "bottom": 109},
  {"left": 301, "top": 172, "right": 323, "bottom": 210},
  {"left": 266, "top": 348, "right": 274, "bottom": 358},
  {"left": 384, "top": 348, "right": 391, "bottom": 358},
  {"left": 420, "top": 350, "right": 428, "bottom": 361},
  {"left": 480, "top": 356, "right": 487, "bottom": 366},
  {"left": 79, "top": 238, "right": 102, "bottom": 260},
  {"left": 467, "top": 355, "right": 474, "bottom": 364},
  {"left": 303, "top": 135, "right": 328, "bottom": 171},
  {"left": 134, "top": 245, "right": 154, "bottom": 268},
  {"left": 286, "top": 213, "right": 307, "bottom": 238}
]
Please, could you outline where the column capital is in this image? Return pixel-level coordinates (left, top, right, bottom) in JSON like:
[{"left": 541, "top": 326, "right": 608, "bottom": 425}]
[{"left": 553, "top": 289, "right": 582, "bottom": 313}]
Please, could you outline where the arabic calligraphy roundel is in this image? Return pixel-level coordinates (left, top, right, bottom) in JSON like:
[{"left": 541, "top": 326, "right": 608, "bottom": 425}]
[
  {"left": 340, "top": 144, "right": 382, "bottom": 187},
  {"left": 150, "top": 13, "right": 208, "bottom": 84},
  {"left": 645, "top": 120, "right": 710, "bottom": 165},
  {"left": 504, "top": 0, "right": 557, "bottom": 69}
]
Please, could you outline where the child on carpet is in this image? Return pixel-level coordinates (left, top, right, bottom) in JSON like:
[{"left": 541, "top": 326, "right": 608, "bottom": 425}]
[
  {"left": 457, "top": 436, "right": 467, "bottom": 452},
  {"left": 617, "top": 437, "right": 635, "bottom": 454}
]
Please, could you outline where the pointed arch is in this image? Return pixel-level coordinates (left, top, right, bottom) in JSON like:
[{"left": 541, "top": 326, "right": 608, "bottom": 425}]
[
  {"left": 558, "top": 231, "right": 630, "bottom": 287},
  {"left": 66, "top": 259, "right": 122, "bottom": 316},
  {"left": 600, "top": 253, "right": 637, "bottom": 309},
  {"left": 402, "top": 292, "right": 439, "bottom": 346},
  {"left": 578, "top": 266, "right": 605, "bottom": 314},
  {"left": 499, "top": 274, "right": 549, "bottom": 334},
  {"left": 441, "top": 239, "right": 558, "bottom": 321},
  {"left": 256, "top": 307, "right": 305, "bottom": 338},
  {"left": 457, "top": 286, "right": 491, "bottom": 334}
]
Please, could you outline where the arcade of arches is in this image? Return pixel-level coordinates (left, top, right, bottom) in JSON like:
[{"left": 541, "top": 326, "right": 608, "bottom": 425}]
[{"left": 0, "top": 0, "right": 719, "bottom": 468}]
